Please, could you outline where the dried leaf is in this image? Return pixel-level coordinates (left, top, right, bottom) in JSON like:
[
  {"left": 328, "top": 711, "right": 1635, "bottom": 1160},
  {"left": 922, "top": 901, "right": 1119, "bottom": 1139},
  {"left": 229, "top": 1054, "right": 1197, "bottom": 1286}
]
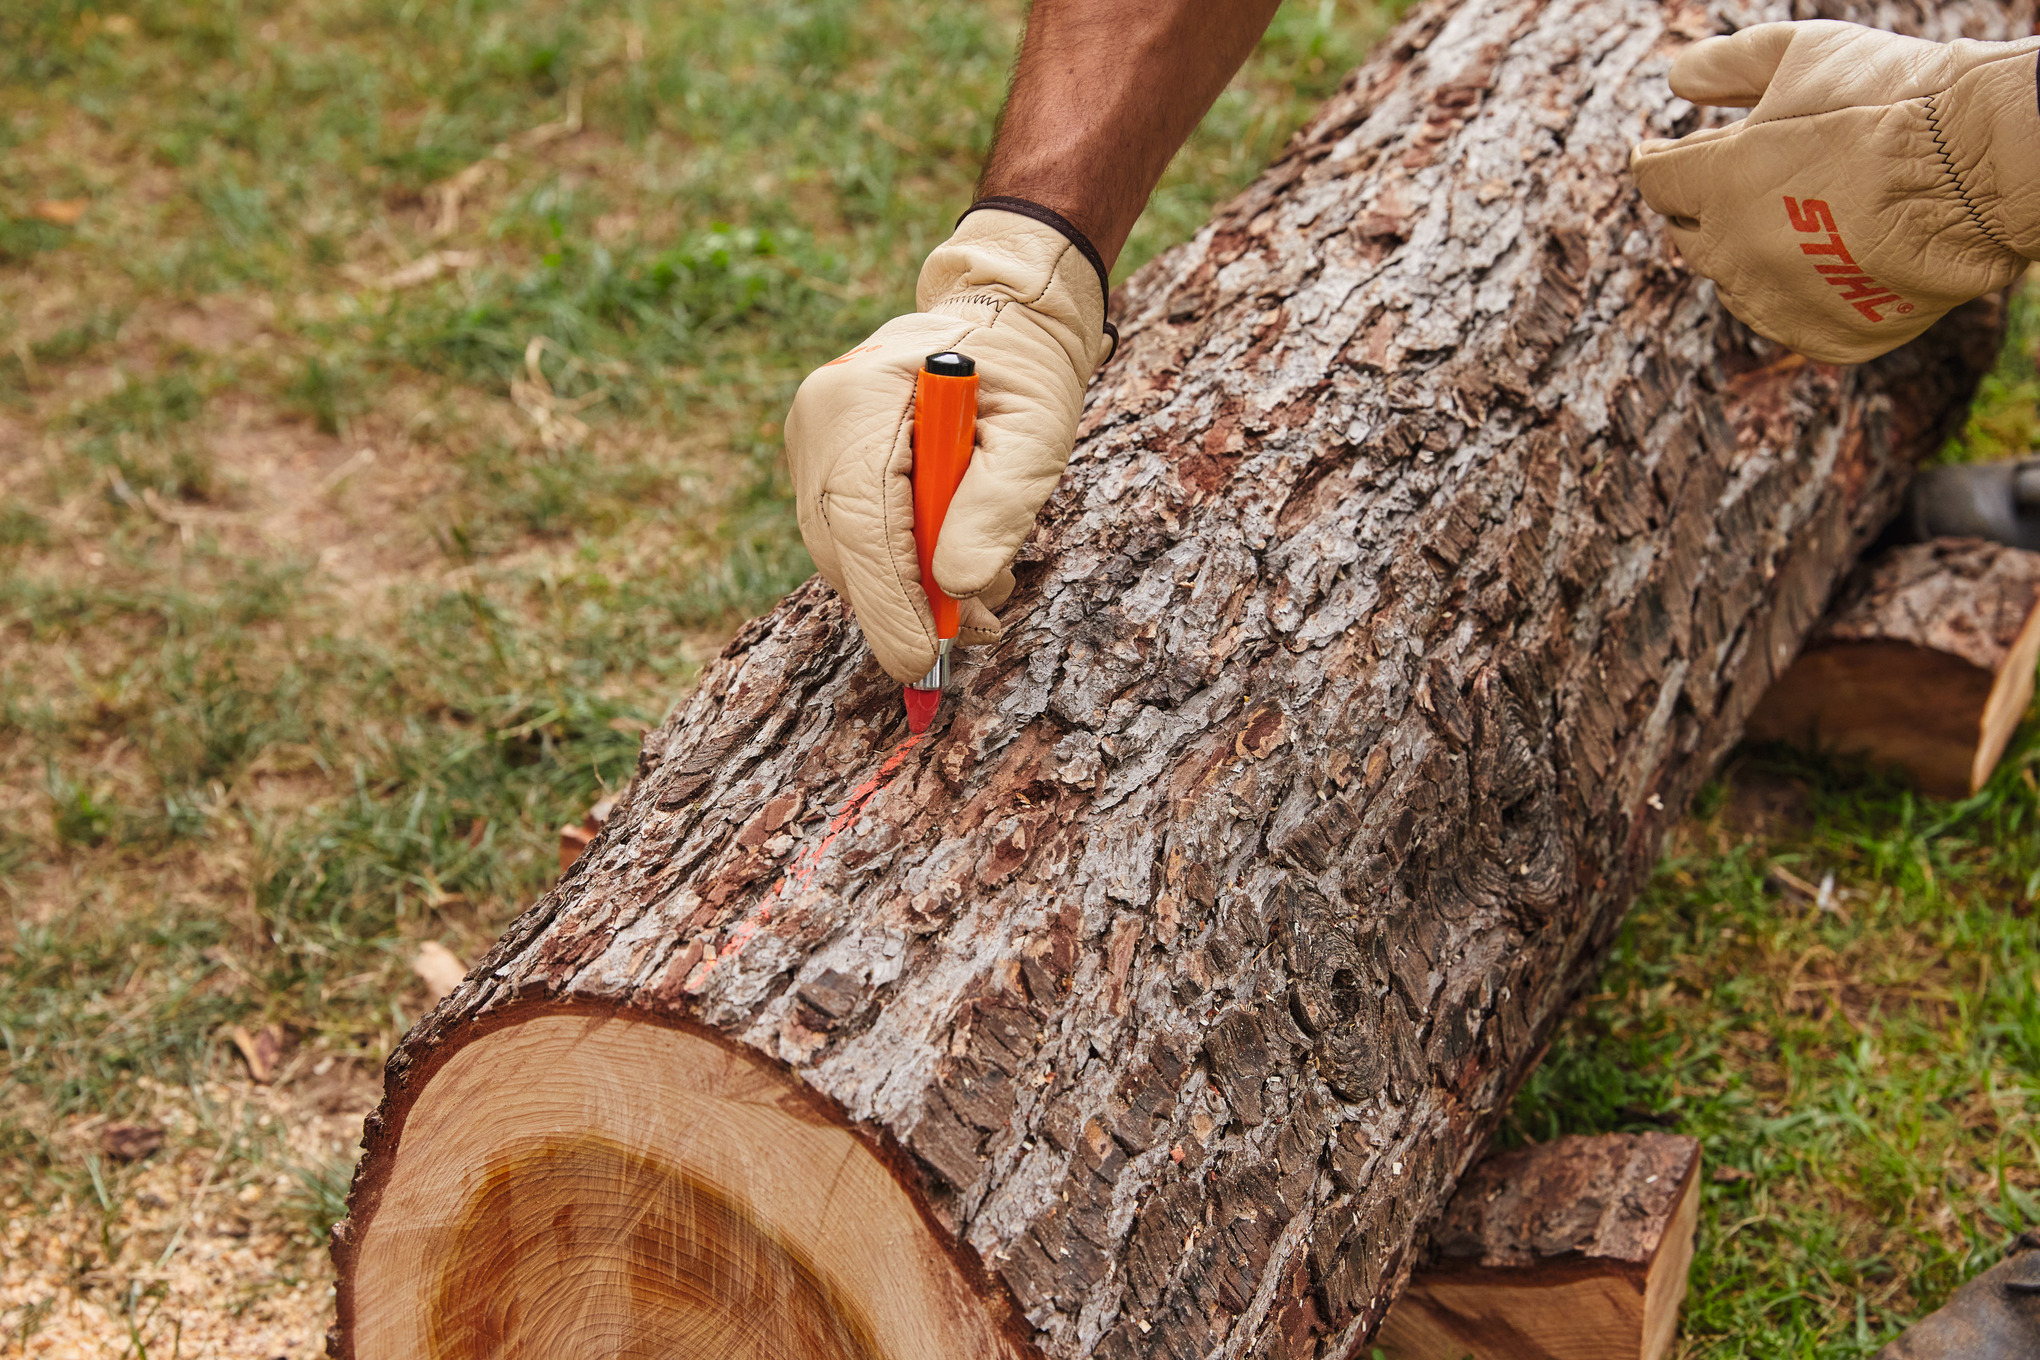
[
  {"left": 101, "top": 1123, "right": 165, "bottom": 1163},
  {"left": 412, "top": 941, "right": 467, "bottom": 1004},
  {"left": 228, "top": 1023, "right": 284, "bottom": 1083},
  {"left": 559, "top": 795, "right": 619, "bottom": 872},
  {"left": 559, "top": 821, "right": 597, "bottom": 873},
  {"left": 30, "top": 199, "right": 87, "bottom": 226}
]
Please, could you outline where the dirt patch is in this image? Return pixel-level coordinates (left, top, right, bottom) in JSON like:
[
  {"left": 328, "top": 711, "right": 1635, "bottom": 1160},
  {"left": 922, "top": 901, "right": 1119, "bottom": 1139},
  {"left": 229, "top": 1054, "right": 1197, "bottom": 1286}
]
[
  {"left": 1716, "top": 762, "right": 1812, "bottom": 842},
  {"left": 146, "top": 295, "right": 276, "bottom": 359}
]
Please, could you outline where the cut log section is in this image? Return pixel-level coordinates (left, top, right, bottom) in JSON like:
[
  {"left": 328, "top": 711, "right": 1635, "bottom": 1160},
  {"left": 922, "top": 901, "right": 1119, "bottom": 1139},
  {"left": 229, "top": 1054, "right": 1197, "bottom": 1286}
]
[
  {"left": 346, "top": 1011, "right": 1012, "bottom": 1358},
  {"left": 1745, "top": 538, "right": 2040, "bottom": 798},
  {"left": 331, "top": 0, "right": 2026, "bottom": 1356},
  {"left": 1375, "top": 1132, "right": 1701, "bottom": 1360}
]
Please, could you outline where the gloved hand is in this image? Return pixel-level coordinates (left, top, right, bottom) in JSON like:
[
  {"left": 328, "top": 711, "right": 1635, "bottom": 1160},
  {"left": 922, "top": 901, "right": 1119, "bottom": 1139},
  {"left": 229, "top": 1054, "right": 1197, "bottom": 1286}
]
[
  {"left": 784, "top": 205, "right": 1115, "bottom": 683},
  {"left": 1631, "top": 21, "right": 2040, "bottom": 364}
]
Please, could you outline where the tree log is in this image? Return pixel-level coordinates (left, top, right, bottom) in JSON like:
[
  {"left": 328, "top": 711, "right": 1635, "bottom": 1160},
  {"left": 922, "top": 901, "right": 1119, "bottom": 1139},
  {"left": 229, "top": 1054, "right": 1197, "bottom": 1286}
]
[
  {"left": 1374, "top": 1132, "right": 1701, "bottom": 1360},
  {"left": 330, "top": 0, "right": 2026, "bottom": 1356},
  {"left": 1745, "top": 538, "right": 2040, "bottom": 797}
]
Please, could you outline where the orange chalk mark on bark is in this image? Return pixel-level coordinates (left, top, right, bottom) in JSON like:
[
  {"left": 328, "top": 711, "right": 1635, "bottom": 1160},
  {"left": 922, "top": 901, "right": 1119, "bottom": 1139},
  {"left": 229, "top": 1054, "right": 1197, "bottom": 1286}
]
[{"left": 684, "top": 733, "right": 924, "bottom": 993}]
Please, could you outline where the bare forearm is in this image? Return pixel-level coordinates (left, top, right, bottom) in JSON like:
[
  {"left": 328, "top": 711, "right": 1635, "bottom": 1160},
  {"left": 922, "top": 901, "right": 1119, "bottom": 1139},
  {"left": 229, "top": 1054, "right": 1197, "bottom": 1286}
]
[{"left": 978, "top": 0, "right": 1284, "bottom": 269}]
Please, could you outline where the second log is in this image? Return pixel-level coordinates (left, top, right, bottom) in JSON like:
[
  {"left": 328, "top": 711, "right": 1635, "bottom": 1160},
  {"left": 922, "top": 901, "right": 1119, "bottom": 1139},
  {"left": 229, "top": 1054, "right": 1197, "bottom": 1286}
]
[{"left": 1746, "top": 538, "right": 2040, "bottom": 798}]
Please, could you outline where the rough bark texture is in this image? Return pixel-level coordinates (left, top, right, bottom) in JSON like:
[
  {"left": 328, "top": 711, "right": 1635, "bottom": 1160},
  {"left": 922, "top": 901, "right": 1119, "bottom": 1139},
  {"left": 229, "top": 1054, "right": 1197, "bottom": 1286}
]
[
  {"left": 1746, "top": 538, "right": 2040, "bottom": 794},
  {"left": 335, "top": 0, "right": 2028, "bottom": 1356},
  {"left": 1417, "top": 1132, "right": 1698, "bottom": 1274}
]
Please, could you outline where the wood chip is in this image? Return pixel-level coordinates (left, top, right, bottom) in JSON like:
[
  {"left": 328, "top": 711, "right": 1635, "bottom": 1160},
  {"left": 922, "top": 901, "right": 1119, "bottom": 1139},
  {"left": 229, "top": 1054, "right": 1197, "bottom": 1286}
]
[
  {"left": 1767, "top": 864, "right": 1821, "bottom": 901},
  {"left": 374, "top": 249, "right": 482, "bottom": 291},
  {"left": 227, "top": 1024, "right": 284, "bottom": 1084},
  {"left": 412, "top": 941, "right": 468, "bottom": 1004}
]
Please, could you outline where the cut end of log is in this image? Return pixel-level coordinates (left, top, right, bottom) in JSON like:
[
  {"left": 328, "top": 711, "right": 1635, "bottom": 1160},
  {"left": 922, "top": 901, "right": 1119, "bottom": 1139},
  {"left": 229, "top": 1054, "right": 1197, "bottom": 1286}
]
[
  {"left": 1377, "top": 1132, "right": 1701, "bottom": 1360},
  {"left": 1746, "top": 539, "right": 2040, "bottom": 797},
  {"left": 337, "top": 1007, "right": 1018, "bottom": 1360},
  {"left": 428, "top": 1134, "right": 886, "bottom": 1359}
]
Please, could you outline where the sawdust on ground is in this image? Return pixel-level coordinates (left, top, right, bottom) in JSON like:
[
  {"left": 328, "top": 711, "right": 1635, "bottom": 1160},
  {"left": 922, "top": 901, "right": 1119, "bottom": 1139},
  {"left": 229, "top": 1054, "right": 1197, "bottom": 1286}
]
[{"left": 3, "top": 1064, "right": 382, "bottom": 1359}]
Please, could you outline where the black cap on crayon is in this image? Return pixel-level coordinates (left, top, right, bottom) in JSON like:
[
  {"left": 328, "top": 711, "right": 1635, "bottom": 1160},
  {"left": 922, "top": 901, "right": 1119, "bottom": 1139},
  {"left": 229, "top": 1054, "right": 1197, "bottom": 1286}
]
[{"left": 923, "top": 351, "right": 975, "bottom": 377}]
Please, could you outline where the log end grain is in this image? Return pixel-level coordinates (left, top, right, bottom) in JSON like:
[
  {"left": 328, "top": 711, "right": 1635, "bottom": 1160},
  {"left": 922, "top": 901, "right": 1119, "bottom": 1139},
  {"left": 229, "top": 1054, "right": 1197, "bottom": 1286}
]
[
  {"left": 1746, "top": 539, "right": 2040, "bottom": 797},
  {"left": 337, "top": 1007, "right": 1022, "bottom": 1360}
]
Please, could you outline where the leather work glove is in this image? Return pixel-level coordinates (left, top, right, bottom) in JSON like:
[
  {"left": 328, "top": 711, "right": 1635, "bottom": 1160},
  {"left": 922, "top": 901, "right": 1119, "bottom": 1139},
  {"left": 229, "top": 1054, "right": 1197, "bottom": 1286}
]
[
  {"left": 784, "top": 203, "right": 1115, "bottom": 684},
  {"left": 1631, "top": 21, "right": 2040, "bottom": 364}
]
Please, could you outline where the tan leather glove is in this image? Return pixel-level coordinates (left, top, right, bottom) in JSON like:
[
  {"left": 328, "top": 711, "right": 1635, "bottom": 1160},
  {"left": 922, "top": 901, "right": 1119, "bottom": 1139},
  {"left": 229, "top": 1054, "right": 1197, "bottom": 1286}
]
[
  {"left": 1631, "top": 22, "right": 2040, "bottom": 364},
  {"left": 784, "top": 205, "right": 1114, "bottom": 683}
]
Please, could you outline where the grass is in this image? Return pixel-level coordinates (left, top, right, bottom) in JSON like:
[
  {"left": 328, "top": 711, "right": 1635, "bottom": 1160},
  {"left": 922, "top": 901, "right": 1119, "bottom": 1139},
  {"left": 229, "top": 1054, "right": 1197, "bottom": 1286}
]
[
  {"left": 1940, "top": 281, "right": 2040, "bottom": 465},
  {"left": 0, "top": 0, "right": 1387, "bottom": 1353},
  {"left": 0, "top": 0, "right": 2035, "bottom": 1354},
  {"left": 1509, "top": 729, "right": 2040, "bottom": 1354}
]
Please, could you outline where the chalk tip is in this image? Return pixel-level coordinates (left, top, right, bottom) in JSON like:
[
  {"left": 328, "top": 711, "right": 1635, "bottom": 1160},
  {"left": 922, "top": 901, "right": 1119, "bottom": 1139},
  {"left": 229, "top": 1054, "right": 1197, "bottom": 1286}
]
[{"left": 903, "top": 686, "right": 940, "bottom": 734}]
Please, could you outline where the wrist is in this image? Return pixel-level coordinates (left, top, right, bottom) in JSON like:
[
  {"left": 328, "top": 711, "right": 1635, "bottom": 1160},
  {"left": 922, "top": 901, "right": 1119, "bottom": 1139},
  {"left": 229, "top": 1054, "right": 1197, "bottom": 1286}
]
[
  {"left": 1932, "top": 50, "right": 2040, "bottom": 261},
  {"left": 923, "top": 201, "right": 1119, "bottom": 367}
]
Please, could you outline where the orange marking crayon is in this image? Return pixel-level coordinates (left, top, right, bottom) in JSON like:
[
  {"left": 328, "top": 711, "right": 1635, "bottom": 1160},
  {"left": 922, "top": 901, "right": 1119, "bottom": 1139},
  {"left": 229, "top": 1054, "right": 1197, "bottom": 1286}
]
[{"left": 904, "top": 351, "right": 978, "bottom": 734}]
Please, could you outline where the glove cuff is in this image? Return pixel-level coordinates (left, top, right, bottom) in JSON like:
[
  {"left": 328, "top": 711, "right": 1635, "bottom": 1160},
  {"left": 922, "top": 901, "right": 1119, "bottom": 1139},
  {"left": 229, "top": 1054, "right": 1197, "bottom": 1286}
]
[
  {"left": 918, "top": 203, "right": 1117, "bottom": 372},
  {"left": 1931, "top": 49, "right": 2040, "bottom": 261},
  {"left": 960, "top": 196, "right": 1117, "bottom": 346}
]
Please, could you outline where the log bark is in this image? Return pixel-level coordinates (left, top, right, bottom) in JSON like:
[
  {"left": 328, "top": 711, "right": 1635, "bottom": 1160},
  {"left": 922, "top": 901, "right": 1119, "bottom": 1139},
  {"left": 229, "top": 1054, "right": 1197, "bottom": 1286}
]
[
  {"left": 1374, "top": 1132, "right": 1701, "bottom": 1360},
  {"left": 1745, "top": 538, "right": 2040, "bottom": 797},
  {"left": 331, "top": 0, "right": 2027, "bottom": 1356}
]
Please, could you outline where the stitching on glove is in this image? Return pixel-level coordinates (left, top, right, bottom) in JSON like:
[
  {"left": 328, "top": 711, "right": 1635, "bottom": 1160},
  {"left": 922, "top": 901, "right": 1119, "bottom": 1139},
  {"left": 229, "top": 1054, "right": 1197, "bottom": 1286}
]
[
  {"left": 959, "top": 196, "right": 1117, "bottom": 359},
  {"left": 1022, "top": 240, "right": 1071, "bottom": 308},
  {"left": 1924, "top": 92, "right": 2016, "bottom": 255},
  {"left": 962, "top": 196, "right": 1111, "bottom": 306},
  {"left": 1006, "top": 238, "right": 1114, "bottom": 370}
]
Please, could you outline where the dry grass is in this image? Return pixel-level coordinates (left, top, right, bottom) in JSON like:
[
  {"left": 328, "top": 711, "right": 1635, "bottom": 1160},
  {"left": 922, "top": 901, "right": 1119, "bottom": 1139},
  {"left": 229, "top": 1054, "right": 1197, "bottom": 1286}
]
[
  {"left": 1, "top": 0, "right": 1382, "bottom": 1353},
  {"left": 6, "top": 0, "right": 2036, "bottom": 1353}
]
